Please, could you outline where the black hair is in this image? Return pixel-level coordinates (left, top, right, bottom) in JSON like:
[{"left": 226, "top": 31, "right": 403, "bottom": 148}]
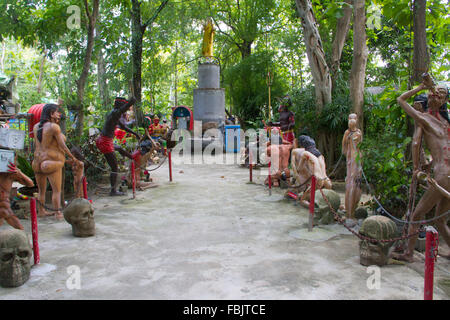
[
  {"left": 414, "top": 93, "right": 450, "bottom": 124},
  {"left": 298, "top": 135, "right": 322, "bottom": 157},
  {"left": 114, "top": 97, "right": 128, "bottom": 107},
  {"left": 37, "top": 104, "right": 59, "bottom": 142},
  {"left": 139, "top": 139, "right": 153, "bottom": 155}
]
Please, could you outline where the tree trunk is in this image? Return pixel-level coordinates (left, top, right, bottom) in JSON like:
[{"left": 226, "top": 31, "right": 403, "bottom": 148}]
[
  {"left": 330, "top": 0, "right": 352, "bottom": 91},
  {"left": 412, "top": 0, "right": 429, "bottom": 84},
  {"left": 75, "top": 0, "right": 99, "bottom": 137},
  {"left": 349, "top": 0, "right": 368, "bottom": 130},
  {"left": 294, "top": 0, "right": 332, "bottom": 111},
  {"left": 36, "top": 50, "right": 47, "bottom": 94},
  {"left": 240, "top": 40, "right": 252, "bottom": 59},
  {"left": 97, "top": 49, "right": 110, "bottom": 109}
]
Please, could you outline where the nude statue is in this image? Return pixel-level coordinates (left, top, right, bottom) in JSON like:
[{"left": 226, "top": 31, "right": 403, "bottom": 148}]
[
  {"left": 265, "top": 135, "right": 293, "bottom": 187},
  {"left": 129, "top": 139, "right": 158, "bottom": 191},
  {"left": 0, "top": 161, "right": 34, "bottom": 230},
  {"left": 290, "top": 135, "right": 332, "bottom": 207},
  {"left": 66, "top": 147, "right": 85, "bottom": 199},
  {"left": 393, "top": 81, "right": 450, "bottom": 262},
  {"left": 342, "top": 113, "right": 363, "bottom": 220},
  {"left": 32, "top": 104, "right": 82, "bottom": 220}
]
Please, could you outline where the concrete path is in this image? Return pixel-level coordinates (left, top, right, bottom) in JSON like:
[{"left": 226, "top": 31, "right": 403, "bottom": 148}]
[{"left": 1, "top": 153, "right": 449, "bottom": 299}]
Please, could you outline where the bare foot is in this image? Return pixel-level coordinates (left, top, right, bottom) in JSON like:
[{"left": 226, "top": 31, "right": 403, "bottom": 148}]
[
  {"left": 391, "top": 252, "right": 415, "bottom": 263},
  {"left": 55, "top": 212, "right": 64, "bottom": 221}
]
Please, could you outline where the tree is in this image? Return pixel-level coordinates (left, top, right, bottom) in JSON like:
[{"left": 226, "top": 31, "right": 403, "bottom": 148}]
[
  {"left": 411, "top": 0, "right": 429, "bottom": 84},
  {"left": 349, "top": 0, "right": 368, "bottom": 128}
]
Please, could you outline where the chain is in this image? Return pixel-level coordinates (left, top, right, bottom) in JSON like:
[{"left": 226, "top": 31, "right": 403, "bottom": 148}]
[
  {"left": 327, "top": 153, "right": 344, "bottom": 178},
  {"left": 318, "top": 188, "right": 420, "bottom": 243}
]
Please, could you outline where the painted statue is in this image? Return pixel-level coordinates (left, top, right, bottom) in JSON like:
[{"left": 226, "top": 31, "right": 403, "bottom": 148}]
[
  {"left": 202, "top": 18, "right": 215, "bottom": 58},
  {"left": 393, "top": 79, "right": 450, "bottom": 262},
  {"left": 32, "top": 104, "right": 82, "bottom": 219},
  {"left": 95, "top": 97, "right": 141, "bottom": 196},
  {"left": 268, "top": 96, "right": 295, "bottom": 144},
  {"left": 342, "top": 113, "right": 363, "bottom": 220},
  {"left": 265, "top": 134, "right": 294, "bottom": 187},
  {"left": 290, "top": 135, "right": 332, "bottom": 207},
  {"left": 129, "top": 139, "right": 158, "bottom": 190},
  {"left": 0, "top": 160, "right": 34, "bottom": 230}
]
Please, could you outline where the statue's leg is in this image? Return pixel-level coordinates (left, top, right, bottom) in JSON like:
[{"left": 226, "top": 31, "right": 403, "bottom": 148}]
[
  {"left": 434, "top": 198, "right": 450, "bottom": 257},
  {"left": 35, "top": 173, "right": 52, "bottom": 217},
  {"left": 47, "top": 169, "right": 63, "bottom": 220},
  {"left": 104, "top": 152, "right": 124, "bottom": 196}
]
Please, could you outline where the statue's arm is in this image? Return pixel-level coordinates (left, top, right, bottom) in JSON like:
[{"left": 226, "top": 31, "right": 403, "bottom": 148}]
[
  {"left": 52, "top": 124, "right": 77, "bottom": 162},
  {"left": 342, "top": 130, "right": 349, "bottom": 155},
  {"left": 397, "top": 84, "right": 428, "bottom": 127}
]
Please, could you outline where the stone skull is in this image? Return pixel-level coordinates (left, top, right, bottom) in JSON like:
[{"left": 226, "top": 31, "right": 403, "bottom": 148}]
[
  {"left": 359, "top": 215, "right": 398, "bottom": 266},
  {"left": 63, "top": 198, "right": 95, "bottom": 237},
  {"left": 0, "top": 229, "right": 32, "bottom": 288},
  {"left": 313, "top": 189, "right": 341, "bottom": 225}
]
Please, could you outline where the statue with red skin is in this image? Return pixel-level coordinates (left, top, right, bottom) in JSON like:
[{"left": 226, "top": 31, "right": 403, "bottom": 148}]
[{"left": 0, "top": 161, "right": 34, "bottom": 230}]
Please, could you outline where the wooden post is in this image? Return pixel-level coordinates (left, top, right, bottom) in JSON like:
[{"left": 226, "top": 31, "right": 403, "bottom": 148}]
[
  {"left": 424, "top": 226, "right": 438, "bottom": 300},
  {"left": 308, "top": 176, "right": 317, "bottom": 232},
  {"left": 30, "top": 195, "right": 40, "bottom": 265}
]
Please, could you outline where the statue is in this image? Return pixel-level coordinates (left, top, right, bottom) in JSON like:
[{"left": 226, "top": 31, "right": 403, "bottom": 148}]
[
  {"left": 312, "top": 189, "right": 341, "bottom": 225},
  {"left": 0, "top": 229, "right": 32, "bottom": 287},
  {"left": 0, "top": 161, "right": 34, "bottom": 230},
  {"left": 66, "top": 146, "right": 85, "bottom": 199},
  {"left": 129, "top": 139, "right": 158, "bottom": 191},
  {"left": 342, "top": 113, "right": 363, "bottom": 220},
  {"left": 95, "top": 97, "right": 141, "bottom": 196},
  {"left": 290, "top": 135, "right": 332, "bottom": 207},
  {"left": 202, "top": 18, "right": 215, "bottom": 58},
  {"left": 267, "top": 96, "right": 295, "bottom": 144},
  {"left": 393, "top": 79, "right": 450, "bottom": 262},
  {"left": 32, "top": 104, "right": 82, "bottom": 219},
  {"left": 148, "top": 116, "right": 168, "bottom": 142},
  {"left": 63, "top": 198, "right": 95, "bottom": 237},
  {"left": 359, "top": 215, "right": 398, "bottom": 266},
  {"left": 265, "top": 134, "right": 293, "bottom": 187}
]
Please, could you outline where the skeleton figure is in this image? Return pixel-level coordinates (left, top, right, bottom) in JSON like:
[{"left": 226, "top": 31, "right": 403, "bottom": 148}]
[
  {"left": 312, "top": 189, "right": 341, "bottom": 225},
  {"left": 359, "top": 215, "right": 398, "bottom": 266},
  {"left": 63, "top": 198, "right": 95, "bottom": 237},
  {"left": 0, "top": 229, "right": 32, "bottom": 287}
]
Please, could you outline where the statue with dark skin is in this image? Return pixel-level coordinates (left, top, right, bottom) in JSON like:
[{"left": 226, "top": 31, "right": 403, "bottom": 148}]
[
  {"left": 0, "top": 161, "right": 34, "bottom": 230},
  {"left": 97, "top": 97, "right": 141, "bottom": 196},
  {"left": 393, "top": 81, "right": 450, "bottom": 262},
  {"left": 268, "top": 105, "right": 295, "bottom": 144}
]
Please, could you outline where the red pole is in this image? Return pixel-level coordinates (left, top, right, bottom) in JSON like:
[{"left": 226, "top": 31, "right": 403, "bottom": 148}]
[
  {"left": 168, "top": 150, "right": 173, "bottom": 182},
  {"left": 424, "top": 226, "right": 438, "bottom": 300},
  {"left": 249, "top": 151, "right": 253, "bottom": 182},
  {"left": 131, "top": 161, "right": 136, "bottom": 199},
  {"left": 287, "top": 191, "right": 298, "bottom": 200},
  {"left": 308, "top": 176, "right": 317, "bottom": 231},
  {"left": 82, "top": 176, "right": 88, "bottom": 200},
  {"left": 30, "top": 197, "right": 40, "bottom": 265},
  {"left": 268, "top": 161, "right": 272, "bottom": 196}
]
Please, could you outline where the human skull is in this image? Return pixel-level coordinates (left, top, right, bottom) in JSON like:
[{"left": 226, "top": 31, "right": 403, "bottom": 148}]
[
  {"left": 63, "top": 198, "right": 95, "bottom": 237},
  {"left": 359, "top": 215, "right": 398, "bottom": 266},
  {"left": 313, "top": 189, "right": 340, "bottom": 225},
  {"left": 0, "top": 229, "right": 32, "bottom": 287}
]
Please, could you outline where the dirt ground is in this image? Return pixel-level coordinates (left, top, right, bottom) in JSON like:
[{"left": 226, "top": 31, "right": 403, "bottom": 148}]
[{"left": 1, "top": 153, "right": 449, "bottom": 299}]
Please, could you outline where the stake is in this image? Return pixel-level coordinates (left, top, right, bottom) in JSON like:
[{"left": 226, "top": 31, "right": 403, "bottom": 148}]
[
  {"left": 268, "top": 161, "right": 272, "bottom": 196},
  {"left": 30, "top": 195, "right": 40, "bottom": 265},
  {"left": 131, "top": 161, "right": 136, "bottom": 199},
  {"left": 424, "top": 226, "right": 438, "bottom": 300},
  {"left": 308, "top": 176, "right": 317, "bottom": 232},
  {"left": 168, "top": 149, "right": 173, "bottom": 182},
  {"left": 249, "top": 151, "right": 253, "bottom": 182},
  {"left": 82, "top": 176, "right": 88, "bottom": 200}
]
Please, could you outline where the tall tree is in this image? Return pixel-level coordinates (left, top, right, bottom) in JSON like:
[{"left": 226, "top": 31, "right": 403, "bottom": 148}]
[
  {"left": 349, "top": 0, "right": 368, "bottom": 129},
  {"left": 130, "top": 0, "right": 169, "bottom": 127},
  {"left": 411, "top": 0, "right": 429, "bottom": 84}
]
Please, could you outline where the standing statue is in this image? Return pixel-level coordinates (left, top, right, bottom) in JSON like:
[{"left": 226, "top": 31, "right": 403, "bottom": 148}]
[
  {"left": 265, "top": 134, "right": 294, "bottom": 187},
  {"left": 342, "top": 113, "right": 363, "bottom": 220},
  {"left": 95, "top": 97, "right": 141, "bottom": 196},
  {"left": 0, "top": 161, "right": 34, "bottom": 229},
  {"left": 202, "top": 18, "right": 215, "bottom": 58},
  {"left": 66, "top": 146, "right": 85, "bottom": 199},
  {"left": 32, "top": 104, "right": 82, "bottom": 219},
  {"left": 268, "top": 97, "right": 295, "bottom": 144},
  {"left": 393, "top": 79, "right": 450, "bottom": 262}
]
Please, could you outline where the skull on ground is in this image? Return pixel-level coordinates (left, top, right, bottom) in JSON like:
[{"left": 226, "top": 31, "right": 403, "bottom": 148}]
[{"left": 63, "top": 198, "right": 95, "bottom": 237}]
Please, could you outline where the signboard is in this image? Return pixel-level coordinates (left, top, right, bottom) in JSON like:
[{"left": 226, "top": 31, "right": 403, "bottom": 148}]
[
  {"left": 0, "top": 128, "right": 25, "bottom": 150},
  {"left": 0, "top": 149, "right": 14, "bottom": 173}
]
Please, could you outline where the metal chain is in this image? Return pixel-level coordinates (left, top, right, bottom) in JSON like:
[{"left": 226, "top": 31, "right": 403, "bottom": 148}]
[{"left": 318, "top": 188, "right": 421, "bottom": 244}]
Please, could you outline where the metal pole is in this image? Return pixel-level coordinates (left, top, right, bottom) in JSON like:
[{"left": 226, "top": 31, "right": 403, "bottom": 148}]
[
  {"left": 249, "top": 150, "right": 253, "bottom": 182},
  {"left": 131, "top": 161, "right": 136, "bottom": 199},
  {"left": 168, "top": 150, "right": 173, "bottom": 182},
  {"left": 268, "top": 161, "right": 272, "bottom": 196},
  {"left": 308, "top": 176, "right": 317, "bottom": 232},
  {"left": 30, "top": 195, "right": 40, "bottom": 265},
  {"left": 82, "top": 176, "right": 88, "bottom": 200},
  {"left": 424, "top": 226, "right": 438, "bottom": 300}
]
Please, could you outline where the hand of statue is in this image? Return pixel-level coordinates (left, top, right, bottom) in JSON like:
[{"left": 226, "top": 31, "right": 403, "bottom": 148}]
[{"left": 7, "top": 162, "right": 18, "bottom": 174}]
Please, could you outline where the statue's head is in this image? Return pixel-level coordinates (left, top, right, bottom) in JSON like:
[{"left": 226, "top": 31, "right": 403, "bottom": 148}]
[
  {"left": 428, "top": 85, "right": 448, "bottom": 110},
  {"left": 114, "top": 97, "right": 129, "bottom": 109},
  {"left": 0, "top": 229, "right": 32, "bottom": 288},
  {"left": 153, "top": 116, "right": 160, "bottom": 125},
  {"left": 63, "top": 198, "right": 95, "bottom": 237},
  {"left": 348, "top": 113, "right": 358, "bottom": 130},
  {"left": 139, "top": 139, "right": 153, "bottom": 155}
]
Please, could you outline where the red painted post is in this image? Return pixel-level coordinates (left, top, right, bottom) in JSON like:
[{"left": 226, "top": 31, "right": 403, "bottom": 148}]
[
  {"left": 424, "top": 226, "right": 439, "bottom": 300},
  {"left": 30, "top": 197, "right": 40, "bottom": 265},
  {"left": 131, "top": 161, "right": 136, "bottom": 199},
  {"left": 268, "top": 161, "right": 272, "bottom": 196},
  {"left": 308, "top": 176, "right": 317, "bottom": 232},
  {"left": 168, "top": 150, "right": 173, "bottom": 182},
  {"left": 249, "top": 151, "right": 253, "bottom": 182},
  {"left": 82, "top": 176, "right": 88, "bottom": 200}
]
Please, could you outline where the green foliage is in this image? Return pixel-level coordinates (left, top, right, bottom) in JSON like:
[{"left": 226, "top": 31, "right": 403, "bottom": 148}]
[
  {"left": 223, "top": 51, "right": 288, "bottom": 128},
  {"left": 16, "top": 154, "right": 35, "bottom": 182}
]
